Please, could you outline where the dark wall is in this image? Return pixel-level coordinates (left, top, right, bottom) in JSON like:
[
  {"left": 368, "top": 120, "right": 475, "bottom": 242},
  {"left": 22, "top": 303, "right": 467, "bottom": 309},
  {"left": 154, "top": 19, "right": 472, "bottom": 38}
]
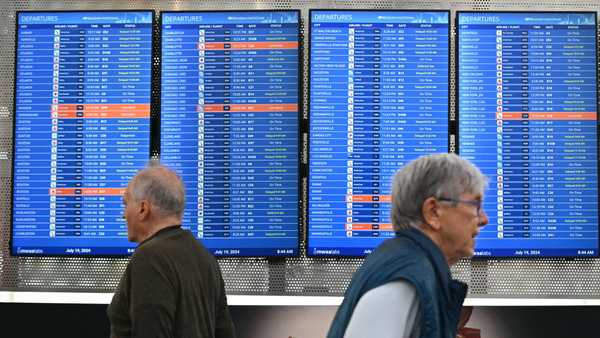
[
  {"left": 470, "top": 306, "right": 600, "bottom": 338},
  {"left": 0, "top": 303, "right": 110, "bottom": 338},
  {"left": 2, "top": 303, "right": 600, "bottom": 338}
]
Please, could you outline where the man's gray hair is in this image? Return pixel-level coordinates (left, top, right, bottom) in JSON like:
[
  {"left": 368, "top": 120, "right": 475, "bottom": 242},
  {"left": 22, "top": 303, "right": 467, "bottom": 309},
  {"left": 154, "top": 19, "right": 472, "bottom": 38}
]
[
  {"left": 391, "top": 153, "right": 488, "bottom": 231},
  {"left": 129, "top": 161, "right": 185, "bottom": 218}
]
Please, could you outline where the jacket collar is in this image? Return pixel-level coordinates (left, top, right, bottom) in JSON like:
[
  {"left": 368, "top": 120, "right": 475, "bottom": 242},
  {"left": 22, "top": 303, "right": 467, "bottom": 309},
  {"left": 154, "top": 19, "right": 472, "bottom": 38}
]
[{"left": 396, "top": 227, "right": 465, "bottom": 304}]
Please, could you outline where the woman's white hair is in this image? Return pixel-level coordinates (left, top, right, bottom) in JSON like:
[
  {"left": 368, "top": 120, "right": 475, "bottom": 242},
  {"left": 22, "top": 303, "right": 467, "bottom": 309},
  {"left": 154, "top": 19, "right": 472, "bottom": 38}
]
[{"left": 391, "top": 153, "right": 488, "bottom": 231}]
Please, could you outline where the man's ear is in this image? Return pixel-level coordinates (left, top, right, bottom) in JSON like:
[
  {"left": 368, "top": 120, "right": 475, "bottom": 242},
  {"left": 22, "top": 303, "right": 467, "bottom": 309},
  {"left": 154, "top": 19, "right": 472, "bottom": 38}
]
[
  {"left": 138, "top": 200, "right": 151, "bottom": 221},
  {"left": 422, "top": 197, "right": 442, "bottom": 231}
]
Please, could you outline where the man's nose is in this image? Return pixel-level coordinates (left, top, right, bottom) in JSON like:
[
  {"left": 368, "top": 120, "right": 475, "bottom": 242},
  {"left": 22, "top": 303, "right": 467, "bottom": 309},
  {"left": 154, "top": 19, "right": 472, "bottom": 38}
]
[{"left": 478, "top": 209, "right": 489, "bottom": 227}]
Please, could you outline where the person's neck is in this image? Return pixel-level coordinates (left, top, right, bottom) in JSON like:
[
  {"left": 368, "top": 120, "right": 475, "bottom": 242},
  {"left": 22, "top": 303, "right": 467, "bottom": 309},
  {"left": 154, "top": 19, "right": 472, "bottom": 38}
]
[
  {"left": 138, "top": 216, "right": 181, "bottom": 243},
  {"left": 417, "top": 225, "right": 457, "bottom": 266}
]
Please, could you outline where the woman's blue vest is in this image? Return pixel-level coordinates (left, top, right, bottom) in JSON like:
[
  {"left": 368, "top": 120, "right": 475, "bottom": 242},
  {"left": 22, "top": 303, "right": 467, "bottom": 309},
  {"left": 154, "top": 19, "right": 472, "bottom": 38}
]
[{"left": 327, "top": 227, "right": 468, "bottom": 338}]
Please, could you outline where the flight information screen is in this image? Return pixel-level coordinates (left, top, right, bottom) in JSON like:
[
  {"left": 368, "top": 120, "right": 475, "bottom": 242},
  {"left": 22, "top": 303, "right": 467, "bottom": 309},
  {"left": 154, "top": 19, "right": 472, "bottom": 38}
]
[
  {"left": 308, "top": 10, "right": 449, "bottom": 256},
  {"left": 12, "top": 11, "right": 153, "bottom": 255},
  {"left": 160, "top": 11, "right": 300, "bottom": 256},
  {"left": 458, "top": 12, "right": 599, "bottom": 257}
]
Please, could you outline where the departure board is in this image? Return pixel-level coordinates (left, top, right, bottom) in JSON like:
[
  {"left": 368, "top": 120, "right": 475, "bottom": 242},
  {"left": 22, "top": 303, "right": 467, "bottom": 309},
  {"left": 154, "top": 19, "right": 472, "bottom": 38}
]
[
  {"left": 12, "top": 11, "right": 153, "bottom": 255},
  {"left": 458, "top": 12, "right": 599, "bottom": 257},
  {"left": 160, "top": 11, "right": 300, "bottom": 257},
  {"left": 308, "top": 10, "right": 449, "bottom": 256}
]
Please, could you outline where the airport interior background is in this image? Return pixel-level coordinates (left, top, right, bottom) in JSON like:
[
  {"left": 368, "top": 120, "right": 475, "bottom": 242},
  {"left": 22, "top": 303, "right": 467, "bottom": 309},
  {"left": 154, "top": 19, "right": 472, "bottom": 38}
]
[{"left": 2, "top": 1, "right": 600, "bottom": 337}]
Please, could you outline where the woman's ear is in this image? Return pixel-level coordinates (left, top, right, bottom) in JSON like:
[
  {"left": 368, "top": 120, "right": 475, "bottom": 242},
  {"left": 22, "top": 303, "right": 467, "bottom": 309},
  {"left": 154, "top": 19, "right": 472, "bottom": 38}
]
[{"left": 421, "top": 197, "right": 442, "bottom": 230}]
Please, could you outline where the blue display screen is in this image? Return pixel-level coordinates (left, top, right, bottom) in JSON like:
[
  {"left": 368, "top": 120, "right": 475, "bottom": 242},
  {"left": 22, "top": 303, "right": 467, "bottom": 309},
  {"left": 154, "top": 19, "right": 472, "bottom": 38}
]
[
  {"left": 160, "top": 11, "right": 300, "bottom": 256},
  {"left": 458, "top": 12, "right": 599, "bottom": 257},
  {"left": 308, "top": 10, "right": 449, "bottom": 256},
  {"left": 12, "top": 11, "right": 153, "bottom": 255}
]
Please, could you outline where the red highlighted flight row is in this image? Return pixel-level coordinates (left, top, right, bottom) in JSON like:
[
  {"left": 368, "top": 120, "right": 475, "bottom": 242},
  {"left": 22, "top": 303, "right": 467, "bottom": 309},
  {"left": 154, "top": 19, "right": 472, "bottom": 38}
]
[
  {"left": 346, "top": 195, "right": 391, "bottom": 203},
  {"left": 198, "top": 41, "right": 298, "bottom": 50},
  {"left": 51, "top": 104, "right": 150, "bottom": 118},
  {"left": 346, "top": 223, "right": 394, "bottom": 231},
  {"left": 49, "top": 188, "right": 125, "bottom": 196},
  {"left": 500, "top": 112, "right": 596, "bottom": 120},
  {"left": 199, "top": 104, "right": 298, "bottom": 112}
]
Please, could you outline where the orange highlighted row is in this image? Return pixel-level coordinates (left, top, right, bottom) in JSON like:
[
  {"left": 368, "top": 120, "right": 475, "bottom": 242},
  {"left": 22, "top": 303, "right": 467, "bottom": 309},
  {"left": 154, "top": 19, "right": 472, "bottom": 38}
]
[
  {"left": 200, "top": 42, "right": 298, "bottom": 50},
  {"left": 501, "top": 112, "right": 596, "bottom": 120},
  {"left": 51, "top": 104, "right": 150, "bottom": 118},
  {"left": 346, "top": 195, "right": 391, "bottom": 203},
  {"left": 201, "top": 104, "right": 298, "bottom": 112},
  {"left": 346, "top": 223, "right": 394, "bottom": 231},
  {"left": 49, "top": 188, "right": 125, "bottom": 196}
]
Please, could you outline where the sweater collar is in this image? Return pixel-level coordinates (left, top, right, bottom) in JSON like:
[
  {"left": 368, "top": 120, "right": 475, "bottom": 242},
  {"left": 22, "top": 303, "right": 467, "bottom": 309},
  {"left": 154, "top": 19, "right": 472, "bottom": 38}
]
[{"left": 139, "top": 224, "right": 181, "bottom": 246}]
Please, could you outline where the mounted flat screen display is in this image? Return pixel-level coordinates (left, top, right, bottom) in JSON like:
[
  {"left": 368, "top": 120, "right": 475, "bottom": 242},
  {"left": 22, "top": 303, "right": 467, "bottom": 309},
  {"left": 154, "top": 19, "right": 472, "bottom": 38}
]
[
  {"left": 12, "top": 11, "right": 153, "bottom": 255},
  {"left": 457, "top": 12, "right": 599, "bottom": 257},
  {"left": 308, "top": 10, "right": 450, "bottom": 256},
  {"left": 160, "top": 11, "right": 300, "bottom": 256}
]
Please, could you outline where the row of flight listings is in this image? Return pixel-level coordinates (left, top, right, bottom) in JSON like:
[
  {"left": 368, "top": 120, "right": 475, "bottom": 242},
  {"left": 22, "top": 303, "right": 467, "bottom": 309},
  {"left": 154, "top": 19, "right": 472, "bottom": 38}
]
[{"left": 11, "top": 10, "right": 598, "bottom": 258}]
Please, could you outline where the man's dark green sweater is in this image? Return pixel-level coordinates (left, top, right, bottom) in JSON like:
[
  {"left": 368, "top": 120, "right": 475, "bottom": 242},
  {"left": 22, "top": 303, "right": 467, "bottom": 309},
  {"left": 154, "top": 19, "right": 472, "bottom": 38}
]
[{"left": 108, "top": 226, "right": 236, "bottom": 338}]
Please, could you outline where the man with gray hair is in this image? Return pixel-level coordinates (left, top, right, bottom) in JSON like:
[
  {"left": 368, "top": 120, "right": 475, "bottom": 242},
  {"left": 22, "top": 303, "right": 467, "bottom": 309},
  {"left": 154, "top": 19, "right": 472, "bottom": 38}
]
[
  {"left": 108, "top": 163, "right": 236, "bottom": 338},
  {"left": 328, "top": 153, "right": 489, "bottom": 338}
]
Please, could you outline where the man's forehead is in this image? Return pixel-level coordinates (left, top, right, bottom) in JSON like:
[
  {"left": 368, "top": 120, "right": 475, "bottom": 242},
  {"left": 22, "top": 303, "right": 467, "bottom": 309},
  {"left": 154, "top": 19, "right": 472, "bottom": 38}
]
[{"left": 123, "top": 185, "right": 131, "bottom": 199}]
